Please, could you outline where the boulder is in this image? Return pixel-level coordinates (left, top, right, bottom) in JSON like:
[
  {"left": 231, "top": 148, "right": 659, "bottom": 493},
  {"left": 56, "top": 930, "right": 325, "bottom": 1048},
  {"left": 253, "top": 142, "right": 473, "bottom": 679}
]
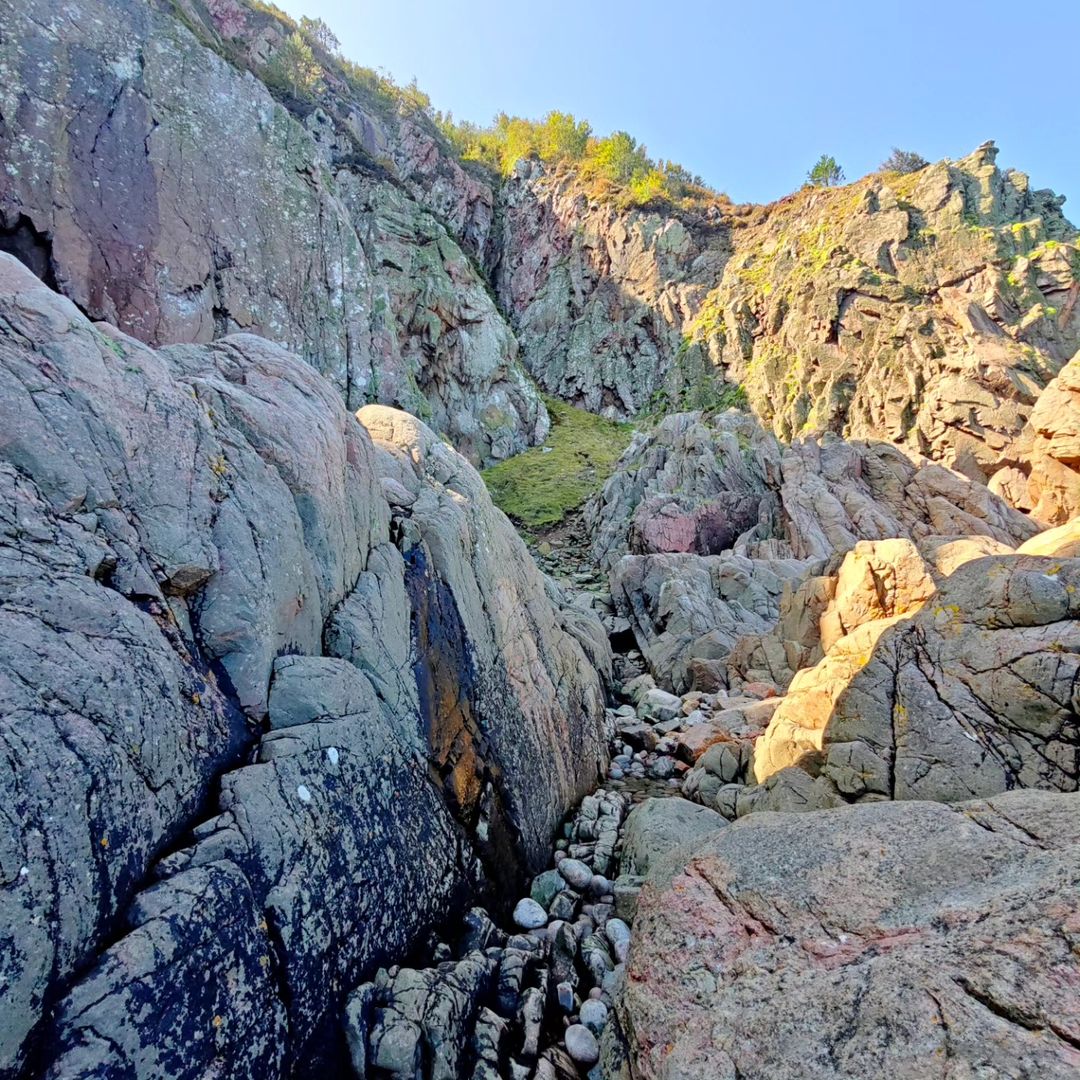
[
  {"left": 622, "top": 791, "right": 1080, "bottom": 1080},
  {"left": 750, "top": 555, "right": 1080, "bottom": 809},
  {"left": 619, "top": 798, "right": 726, "bottom": 878},
  {"left": 992, "top": 351, "right": 1080, "bottom": 524},
  {"left": 0, "top": 256, "right": 606, "bottom": 1078}
]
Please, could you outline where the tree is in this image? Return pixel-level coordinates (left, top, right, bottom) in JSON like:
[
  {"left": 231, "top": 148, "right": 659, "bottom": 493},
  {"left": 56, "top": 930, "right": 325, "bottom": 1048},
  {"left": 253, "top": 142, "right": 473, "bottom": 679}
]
[
  {"left": 266, "top": 31, "right": 321, "bottom": 98},
  {"left": 538, "top": 112, "right": 591, "bottom": 163},
  {"left": 592, "top": 131, "right": 650, "bottom": 184},
  {"left": 807, "top": 154, "right": 845, "bottom": 187},
  {"left": 880, "top": 147, "right": 929, "bottom": 174},
  {"left": 299, "top": 16, "right": 340, "bottom": 55}
]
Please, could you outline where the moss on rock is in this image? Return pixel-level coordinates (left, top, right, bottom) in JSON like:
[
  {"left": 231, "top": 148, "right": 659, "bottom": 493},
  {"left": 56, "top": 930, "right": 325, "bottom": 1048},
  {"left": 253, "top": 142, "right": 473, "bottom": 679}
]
[{"left": 481, "top": 397, "right": 633, "bottom": 529}]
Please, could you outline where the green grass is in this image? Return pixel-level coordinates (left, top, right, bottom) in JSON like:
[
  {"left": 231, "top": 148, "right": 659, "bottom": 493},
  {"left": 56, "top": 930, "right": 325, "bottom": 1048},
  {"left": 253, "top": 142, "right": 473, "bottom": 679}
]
[{"left": 481, "top": 397, "right": 633, "bottom": 529}]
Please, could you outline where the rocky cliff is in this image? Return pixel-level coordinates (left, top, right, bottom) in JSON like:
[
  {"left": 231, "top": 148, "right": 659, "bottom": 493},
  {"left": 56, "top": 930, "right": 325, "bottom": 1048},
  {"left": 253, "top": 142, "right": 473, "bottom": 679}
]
[
  {"left": 496, "top": 145, "right": 1079, "bottom": 483},
  {"left": 4, "top": 1, "right": 1080, "bottom": 1077},
  {"left": 0, "top": 0, "right": 545, "bottom": 466},
  {"left": 0, "top": 254, "right": 606, "bottom": 1078}
]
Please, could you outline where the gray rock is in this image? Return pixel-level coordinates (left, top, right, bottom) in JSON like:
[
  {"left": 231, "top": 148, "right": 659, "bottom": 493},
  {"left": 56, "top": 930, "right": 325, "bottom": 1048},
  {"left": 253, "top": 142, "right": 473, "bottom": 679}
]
[
  {"left": 513, "top": 899, "right": 548, "bottom": 931},
  {"left": 0, "top": 258, "right": 608, "bottom": 1077},
  {"left": 625, "top": 791, "right": 1080, "bottom": 1080},
  {"left": 564, "top": 1023, "right": 600, "bottom": 1067},
  {"left": 557, "top": 858, "right": 594, "bottom": 891},
  {"left": 579, "top": 998, "right": 609, "bottom": 1035},
  {"left": 638, "top": 688, "right": 683, "bottom": 722},
  {"left": 0, "top": 0, "right": 548, "bottom": 465},
  {"left": 619, "top": 798, "right": 727, "bottom": 878}
]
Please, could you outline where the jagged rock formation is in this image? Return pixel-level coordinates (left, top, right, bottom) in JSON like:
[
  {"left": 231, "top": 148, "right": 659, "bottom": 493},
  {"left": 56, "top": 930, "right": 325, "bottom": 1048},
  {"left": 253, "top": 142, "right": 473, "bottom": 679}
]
[
  {"left": 591, "top": 410, "right": 1039, "bottom": 691},
  {"left": 0, "top": 255, "right": 606, "bottom": 1079},
  {"left": 495, "top": 162, "right": 729, "bottom": 416},
  {"left": 745, "top": 553, "right": 1080, "bottom": 810},
  {"left": 497, "top": 147, "right": 1080, "bottom": 477},
  {"left": 622, "top": 791, "right": 1080, "bottom": 1080},
  {"left": 992, "top": 349, "right": 1080, "bottom": 523},
  {"left": 0, "top": 0, "right": 544, "bottom": 465}
]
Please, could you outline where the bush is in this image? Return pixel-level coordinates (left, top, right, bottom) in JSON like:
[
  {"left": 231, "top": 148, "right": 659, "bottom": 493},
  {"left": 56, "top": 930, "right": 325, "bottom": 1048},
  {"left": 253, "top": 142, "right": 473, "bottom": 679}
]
[
  {"left": 880, "top": 147, "right": 929, "bottom": 174},
  {"left": 589, "top": 131, "right": 650, "bottom": 184},
  {"left": 264, "top": 31, "right": 321, "bottom": 100},
  {"left": 807, "top": 154, "right": 845, "bottom": 187},
  {"left": 538, "top": 111, "right": 591, "bottom": 163}
]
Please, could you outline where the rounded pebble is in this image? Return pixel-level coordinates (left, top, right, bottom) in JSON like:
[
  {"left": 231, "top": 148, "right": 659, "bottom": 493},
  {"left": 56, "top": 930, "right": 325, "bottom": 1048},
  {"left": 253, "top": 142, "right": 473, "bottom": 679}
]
[
  {"left": 558, "top": 858, "right": 593, "bottom": 890},
  {"left": 564, "top": 1023, "right": 600, "bottom": 1066},
  {"left": 512, "top": 898, "right": 548, "bottom": 930},
  {"left": 605, "top": 918, "right": 631, "bottom": 947},
  {"left": 579, "top": 998, "right": 609, "bottom": 1034}
]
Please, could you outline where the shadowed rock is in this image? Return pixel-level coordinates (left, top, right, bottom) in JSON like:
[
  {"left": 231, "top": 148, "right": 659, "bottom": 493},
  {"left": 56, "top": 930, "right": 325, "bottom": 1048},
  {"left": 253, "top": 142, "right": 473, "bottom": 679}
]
[{"left": 0, "top": 255, "right": 606, "bottom": 1078}]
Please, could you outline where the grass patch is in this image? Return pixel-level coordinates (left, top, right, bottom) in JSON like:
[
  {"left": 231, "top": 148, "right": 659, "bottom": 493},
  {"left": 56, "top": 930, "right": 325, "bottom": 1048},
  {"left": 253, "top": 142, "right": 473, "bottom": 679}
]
[{"left": 482, "top": 397, "right": 633, "bottom": 530}]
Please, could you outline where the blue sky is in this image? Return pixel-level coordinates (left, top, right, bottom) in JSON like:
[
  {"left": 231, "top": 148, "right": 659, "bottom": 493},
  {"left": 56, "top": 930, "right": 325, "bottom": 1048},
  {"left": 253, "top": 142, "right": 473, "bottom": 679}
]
[{"left": 280, "top": 0, "right": 1078, "bottom": 213}]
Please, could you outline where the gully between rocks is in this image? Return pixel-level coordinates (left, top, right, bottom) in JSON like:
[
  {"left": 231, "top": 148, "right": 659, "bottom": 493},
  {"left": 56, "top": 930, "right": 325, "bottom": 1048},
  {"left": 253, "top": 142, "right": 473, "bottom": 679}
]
[{"left": 340, "top": 523, "right": 725, "bottom": 1079}]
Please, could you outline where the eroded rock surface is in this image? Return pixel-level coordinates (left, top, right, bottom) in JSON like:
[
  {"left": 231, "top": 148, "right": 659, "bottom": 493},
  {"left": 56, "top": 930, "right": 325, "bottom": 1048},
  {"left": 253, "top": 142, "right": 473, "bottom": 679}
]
[
  {"left": 750, "top": 554, "right": 1080, "bottom": 809},
  {"left": 499, "top": 147, "right": 1079, "bottom": 476},
  {"left": 992, "top": 350, "right": 1080, "bottom": 524},
  {"left": 0, "top": 255, "right": 605, "bottom": 1078},
  {"left": 594, "top": 411, "right": 1038, "bottom": 692},
  {"left": 0, "top": 0, "right": 543, "bottom": 464},
  {"left": 623, "top": 791, "right": 1080, "bottom": 1080}
]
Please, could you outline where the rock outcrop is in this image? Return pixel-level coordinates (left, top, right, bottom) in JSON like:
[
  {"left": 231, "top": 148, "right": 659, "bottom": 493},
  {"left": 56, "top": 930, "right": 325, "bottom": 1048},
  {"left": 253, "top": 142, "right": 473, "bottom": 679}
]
[
  {"left": 747, "top": 554, "right": 1080, "bottom": 809},
  {"left": 498, "top": 147, "right": 1080, "bottom": 476},
  {"left": 0, "top": 0, "right": 544, "bottom": 464},
  {"left": 992, "top": 350, "right": 1080, "bottom": 524},
  {"left": 495, "top": 161, "right": 729, "bottom": 417},
  {"left": 0, "top": 254, "right": 606, "bottom": 1078},
  {"left": 593, "top": 411, "right": 1039, "bottom": 691},
  {"left": 622, "top": 791, "right": 1080, "bottom": 1080}
]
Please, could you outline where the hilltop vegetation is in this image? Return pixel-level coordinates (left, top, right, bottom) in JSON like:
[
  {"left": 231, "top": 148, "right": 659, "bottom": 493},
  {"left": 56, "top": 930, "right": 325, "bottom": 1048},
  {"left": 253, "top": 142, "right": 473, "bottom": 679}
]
[{"left": 434, "top": 111, "right": 718, "bottom": 209}]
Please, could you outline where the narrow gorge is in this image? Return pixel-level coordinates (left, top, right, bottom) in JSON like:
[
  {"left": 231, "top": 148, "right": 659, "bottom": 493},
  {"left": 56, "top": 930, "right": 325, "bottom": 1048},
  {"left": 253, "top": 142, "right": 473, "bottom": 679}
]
[{"left": 1, "top": 2, "right": 1079, "bottom": 1079}]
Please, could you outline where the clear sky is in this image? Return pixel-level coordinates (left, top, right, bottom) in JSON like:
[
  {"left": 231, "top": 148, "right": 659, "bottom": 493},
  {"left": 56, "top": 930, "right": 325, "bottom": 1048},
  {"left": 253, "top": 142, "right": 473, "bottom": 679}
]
[{"left": 279, "top": 0, "right": 1078, "bottom": 213}]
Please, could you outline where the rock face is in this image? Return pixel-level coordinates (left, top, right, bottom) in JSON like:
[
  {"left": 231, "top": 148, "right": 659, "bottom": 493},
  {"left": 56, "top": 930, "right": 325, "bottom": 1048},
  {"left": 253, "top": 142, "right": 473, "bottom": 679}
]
[
  {"left": 498, "top": 147, "right": 1080, "bottom": 475},
  {"left": 593, "top": 410, "right": 1039, "bottom": 691},
  {"left": 495, "top": 161, "right": 729, "bottom": 417},
  {"left": 0, "top": 254, "right": 606, "bottom": 1078},
  {"left": 0, "top": 0, "right": 544, "bottom": 464},
  {"left": 750, "top": 554, "right": 1080, "bottom": 808},
  {"left": 992, "top": 350, "right": 1080, "bottom": 524},
  {"left": 623, "top": 791, "right": 1080, "bottom": 1080}
]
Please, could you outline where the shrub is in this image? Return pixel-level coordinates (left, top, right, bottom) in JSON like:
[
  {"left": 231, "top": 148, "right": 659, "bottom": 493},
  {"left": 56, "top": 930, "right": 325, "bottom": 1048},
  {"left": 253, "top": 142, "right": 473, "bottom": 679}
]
[
  {"left": 264, "top": 31, "right": 321, "bottom": 99},
  {"left": 807, "top": 154, "right": 845, "bottom": 187},
  {"left": 538, "top": 111, "right": 591, "bottom": 163},
  {"left": 880, "top": 148, "right": 929, "bottom": 174},
  {"left": 590, "top": 131, "right": 650, "bottom": 184}
]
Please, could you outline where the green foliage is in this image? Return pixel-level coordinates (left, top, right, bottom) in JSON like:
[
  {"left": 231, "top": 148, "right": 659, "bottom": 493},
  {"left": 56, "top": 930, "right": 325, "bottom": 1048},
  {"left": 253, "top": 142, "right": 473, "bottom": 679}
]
[
  {"left": 299, "top": 16, "right": 339, "bottom": 54},
  {"left": 537, "top": 111, "right": 592, "bottom": 162},
  {"left": 880, "top": 148, "right": 929, "bottom": 174},
  {"left": 589, "top": 131, "right": 650, "bottom": 184},
  {"left": 807, "top": 154, "right": 845, "bottom": 187},
  {"left": 481, "top": 398, "right": 633, "bottom": 529},
  {"left": 434, "top": 111, "right": 716, "bottom": 207},
  {"left": 338, "top": 59, "right": 430, "bottom": 118},
  {"left": 264, "top": 31, "right": 321, "bottom": 99}
]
